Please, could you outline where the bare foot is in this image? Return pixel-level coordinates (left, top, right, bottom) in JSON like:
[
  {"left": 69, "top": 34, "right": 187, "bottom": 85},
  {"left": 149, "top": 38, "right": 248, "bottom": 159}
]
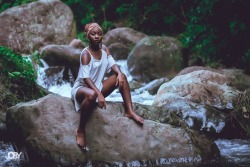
[
  {"left": 76, "top": 128, "right": 87, "bottom": 150},
  {"left": 126, "top": 112, "right": 144, "bottom": 125}
]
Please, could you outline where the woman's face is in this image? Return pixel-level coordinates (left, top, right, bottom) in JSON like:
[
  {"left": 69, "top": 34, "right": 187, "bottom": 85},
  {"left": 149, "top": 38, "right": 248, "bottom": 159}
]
[{"left": 88, "top": 27, "right": 103, "bottom": 45}]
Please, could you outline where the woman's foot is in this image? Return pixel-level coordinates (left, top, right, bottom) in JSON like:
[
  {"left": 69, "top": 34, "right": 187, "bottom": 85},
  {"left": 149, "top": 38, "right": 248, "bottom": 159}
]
[
  {"left": 76, "top": 128, "right": 88, "bottom": 150},
  {"left": 126, "top": 112, "right": 144, "bottom": 125}
]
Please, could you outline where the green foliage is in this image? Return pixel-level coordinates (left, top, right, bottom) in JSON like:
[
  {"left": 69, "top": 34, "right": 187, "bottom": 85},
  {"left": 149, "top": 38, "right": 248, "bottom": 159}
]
[
  {"left": 0, "top": 0, "right": 36, "bottom": 13},
  {"left": 0, "top": 46, "right": 37, "bottom": 95},
  {"left": 1, "top": 0, "right": 250, "bottom": 73},
  {"left": 29, "top": 50, "right": 41, "bottom": 67},
  {"left": 179, "top": 0, "right": 218, "bottom": 65},
  {"left": 115, "top": 1, "right": 187, "bottom": 35},
  {"left": 62, "top": 0, "right": 115, "bottom": 35}
]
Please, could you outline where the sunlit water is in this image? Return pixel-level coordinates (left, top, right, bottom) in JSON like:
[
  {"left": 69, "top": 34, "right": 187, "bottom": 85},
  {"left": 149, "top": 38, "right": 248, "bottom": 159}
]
[{"left": 1, "top": 59, "right": 250, "bottom": 166}]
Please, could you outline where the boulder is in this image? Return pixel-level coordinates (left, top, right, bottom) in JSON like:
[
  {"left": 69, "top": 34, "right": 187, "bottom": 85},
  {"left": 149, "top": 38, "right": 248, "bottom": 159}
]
[
  {"left": 6, "top": 94, "right": 220, "bottom": 166},
  {"left": 153, "top": 70, "right": 240, "bottom": 135},
  {"left": 135, "top": 77, "right": 169, "bottom": 95},
  {"left": 127, "top": 36, "right": 183, "bottom": 82},
  {"left": 69, "top": 39, "right": 85, "bottom": 49},
  {"left": 177, "top": 66, "right": 216, "bottom": 76},
  {"left": 107, "top": 43, "right": 130, "bottom": 60},
  {"left": 40, "top": 45, "right": 81, "bottom": 79},
  {"left": 0, "top": 0, "right": 76, "bottom": 54},
  {"left": 178, "top": 66, "right": 250, "bottom": 91},
  {"left": 222, "top": 68, "right": 250, "bottom": 91},
  {"left": 103, "top": 27, "right": 146, "bottom": 60}
]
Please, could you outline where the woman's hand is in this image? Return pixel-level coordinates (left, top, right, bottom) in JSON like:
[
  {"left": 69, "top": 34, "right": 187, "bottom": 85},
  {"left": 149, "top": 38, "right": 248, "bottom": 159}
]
[
  {"left": 97, "top": 93, "right": 106, "bottom": 109},
  {"left": 116, "top": 73, "right": 126, "bottom": 89}
]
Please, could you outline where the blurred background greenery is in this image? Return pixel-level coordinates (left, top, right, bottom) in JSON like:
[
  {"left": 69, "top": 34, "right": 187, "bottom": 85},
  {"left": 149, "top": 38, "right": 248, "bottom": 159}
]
[{"left": 1, "top": 0, "right": 250, "bottom": 73}]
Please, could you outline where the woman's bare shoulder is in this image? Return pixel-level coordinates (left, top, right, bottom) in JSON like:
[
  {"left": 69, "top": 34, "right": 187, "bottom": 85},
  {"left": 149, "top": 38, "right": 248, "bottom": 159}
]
[{"left": 80, "top": 49, "right": 91, "bottom": 65}]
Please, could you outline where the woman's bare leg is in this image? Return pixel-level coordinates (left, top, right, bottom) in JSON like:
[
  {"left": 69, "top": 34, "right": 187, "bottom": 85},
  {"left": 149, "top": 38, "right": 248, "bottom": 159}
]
[
  {"left": 102, "top": 75, "right": 144, "bottom": 125},
  {"left": 75, "top": 87, "right": 97, "bottom": 149}
]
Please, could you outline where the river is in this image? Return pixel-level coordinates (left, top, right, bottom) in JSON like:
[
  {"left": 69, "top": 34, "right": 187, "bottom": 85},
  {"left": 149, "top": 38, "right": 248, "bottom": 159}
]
[{"left": 1, "top": 60, "right": 249, "bottom": 167}]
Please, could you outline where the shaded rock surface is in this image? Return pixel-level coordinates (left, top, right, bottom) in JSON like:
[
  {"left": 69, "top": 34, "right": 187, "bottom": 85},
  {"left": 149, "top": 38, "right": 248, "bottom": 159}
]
[
  {"left": 103, "top": 27, "right": 146, "bottom": 60},
  {"left": 127, "top": 36, "right": 183, "bottom": 82},
  {"left": 0, "top": 0, "right": 76, "bottom": 54},
  {"left": 40, "top": 45, "right": 81, "bottom": 79},
  {"left": 6, "top": 94, "right": 219, "bottom": 166}
]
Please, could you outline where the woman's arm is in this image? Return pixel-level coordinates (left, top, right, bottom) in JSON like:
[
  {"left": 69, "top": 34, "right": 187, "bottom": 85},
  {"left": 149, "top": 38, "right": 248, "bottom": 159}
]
[
  {"left": 102, "top": 44, "right": 122, "bottom": 74},
  {"left": 102, "top": 44, "right": 126, "bottom": 88},
  {"left": 81, "top": 51, "right": 106, "bottom": 108}
]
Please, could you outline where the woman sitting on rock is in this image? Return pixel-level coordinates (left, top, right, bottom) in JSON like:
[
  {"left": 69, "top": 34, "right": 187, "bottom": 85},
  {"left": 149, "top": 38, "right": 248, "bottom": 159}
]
[{"left": 71, "top": 22, "right": 144, "bottom": 150}]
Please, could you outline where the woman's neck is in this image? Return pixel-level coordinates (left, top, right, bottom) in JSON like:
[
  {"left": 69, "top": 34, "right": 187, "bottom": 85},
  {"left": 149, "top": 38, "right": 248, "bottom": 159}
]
[{"left": 89, "top": 44, "right": 100, "bottom": 51}]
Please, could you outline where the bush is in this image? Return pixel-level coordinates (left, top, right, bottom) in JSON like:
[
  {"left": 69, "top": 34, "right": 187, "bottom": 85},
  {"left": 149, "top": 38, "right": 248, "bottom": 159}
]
[{"left": 0, "top": 46, "right": 37, "bottom": 96}]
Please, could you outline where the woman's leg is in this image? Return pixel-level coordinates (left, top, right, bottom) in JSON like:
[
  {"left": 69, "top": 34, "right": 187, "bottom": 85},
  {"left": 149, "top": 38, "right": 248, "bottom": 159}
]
[
  {"left": 102, "top": 74, "right": 144, "bottom": 125},
  {"left": 75, "top": 87, "right": 97, "bottom": 149}
]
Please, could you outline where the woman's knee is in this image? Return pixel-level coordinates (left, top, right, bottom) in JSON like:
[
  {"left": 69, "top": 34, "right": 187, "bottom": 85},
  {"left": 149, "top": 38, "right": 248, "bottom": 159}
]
[{"left": 85, "top": 91, "right": 97, "bottom": 101}]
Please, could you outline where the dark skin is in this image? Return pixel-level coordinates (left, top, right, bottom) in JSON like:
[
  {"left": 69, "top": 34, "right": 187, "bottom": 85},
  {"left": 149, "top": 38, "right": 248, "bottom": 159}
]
[{"left": 75, "top": 26, "right": 144, "bottom": 150}]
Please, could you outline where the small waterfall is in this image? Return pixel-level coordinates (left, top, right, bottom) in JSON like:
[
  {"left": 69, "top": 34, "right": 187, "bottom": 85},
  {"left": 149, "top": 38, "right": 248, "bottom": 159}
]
[
  {"left": 36, "top": 59, "right": 73, "bottom": 98},
  {"left": 115, "top": 60, "right": 133, "bottom": 82}
]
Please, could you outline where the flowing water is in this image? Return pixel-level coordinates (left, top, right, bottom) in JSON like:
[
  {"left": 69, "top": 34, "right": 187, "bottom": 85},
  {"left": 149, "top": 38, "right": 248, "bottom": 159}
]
[
  {"left": 1, "top": 60, "right": 250, "bottom": 166},
  {"left": 215, "top": 139, "right": 250, "bottom": 166}
]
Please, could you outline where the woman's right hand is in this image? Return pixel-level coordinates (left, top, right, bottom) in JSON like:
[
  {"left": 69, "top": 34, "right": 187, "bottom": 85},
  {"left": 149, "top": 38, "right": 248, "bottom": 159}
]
[{"left": 97, "top": 93, "right": 106, "bottom": 109}]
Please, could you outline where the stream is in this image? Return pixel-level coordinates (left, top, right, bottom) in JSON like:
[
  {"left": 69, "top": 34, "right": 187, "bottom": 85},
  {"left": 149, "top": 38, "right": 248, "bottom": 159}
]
[{"left": 1, "top": 60, "right": 250, "bottom": 167}]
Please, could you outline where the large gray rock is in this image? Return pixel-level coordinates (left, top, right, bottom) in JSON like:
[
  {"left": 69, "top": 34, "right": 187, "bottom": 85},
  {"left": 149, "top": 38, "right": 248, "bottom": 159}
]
[
  {"left": 0, "top": 0, "right": 76, "bottom": 54},
  {"left": 153, "top": 70, "right": 240, "bottom": 135},
  {"left": 127, "top": 36, "right": 183, "bottom": 82},
  {"left": 40, "top": 45, "right": 81, "bottom": 79},
  {"left": 6, "top": 94, "right": 219, "bottom": 166},
  {"left": 178, "top": 66, "right": 250, "bottom": 91},
  {"left": 103, "top": 27, "right": 146, "bottom": 60}
]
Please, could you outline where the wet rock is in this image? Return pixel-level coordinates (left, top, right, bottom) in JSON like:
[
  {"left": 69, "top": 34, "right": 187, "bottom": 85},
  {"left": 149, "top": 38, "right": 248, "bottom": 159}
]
[
  {"left": 135, "top": 77, "right": 169, "bottom": 95},
  {"left": 153, "top": 70, "right": 240, "bottom": 135}
]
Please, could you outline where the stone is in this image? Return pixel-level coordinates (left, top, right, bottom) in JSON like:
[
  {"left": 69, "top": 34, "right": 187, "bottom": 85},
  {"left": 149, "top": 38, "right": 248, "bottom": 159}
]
[
  {"left": 0, "top": 0, "right": 76, "bottom": 54},
  {"left": 6, "top": 94, "right": 219, "bottom": 166},
  {"left": 153, "top": 70, "right": 240, "bottom": 135},
  {"left": 127, "top": 36, "right": 183, "bottom": 82},
  {"left": 103, "top": 27, "right": 146, "bottom": 60}
]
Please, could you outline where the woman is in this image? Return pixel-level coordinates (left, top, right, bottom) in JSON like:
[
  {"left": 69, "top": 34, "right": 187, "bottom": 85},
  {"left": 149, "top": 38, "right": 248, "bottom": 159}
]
[{"left": 71, "top": 22, "right": 144, "bottom": 150}]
